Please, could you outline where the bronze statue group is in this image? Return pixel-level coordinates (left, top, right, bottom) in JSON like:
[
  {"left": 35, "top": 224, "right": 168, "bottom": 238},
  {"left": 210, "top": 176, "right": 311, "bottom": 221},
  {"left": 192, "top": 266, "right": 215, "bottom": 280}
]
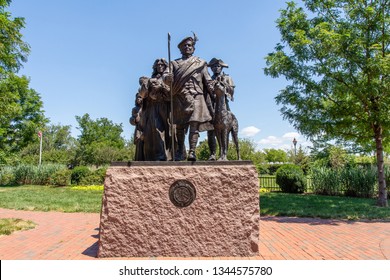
[{"left": 130, "top": 34, "right": 240, "bottom": 161}]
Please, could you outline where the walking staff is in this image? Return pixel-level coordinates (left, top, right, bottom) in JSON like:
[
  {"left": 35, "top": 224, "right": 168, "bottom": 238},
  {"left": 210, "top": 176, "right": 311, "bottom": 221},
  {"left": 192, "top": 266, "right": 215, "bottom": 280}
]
[{"left": 168, "top": 33, "right": 175, "bottom": 161}]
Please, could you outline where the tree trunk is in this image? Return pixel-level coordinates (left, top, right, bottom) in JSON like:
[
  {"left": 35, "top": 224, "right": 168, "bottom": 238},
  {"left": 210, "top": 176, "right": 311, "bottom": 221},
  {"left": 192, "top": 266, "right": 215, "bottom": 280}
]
[{"left": 374, "top": 125, "right": 388, "bottom": 207}]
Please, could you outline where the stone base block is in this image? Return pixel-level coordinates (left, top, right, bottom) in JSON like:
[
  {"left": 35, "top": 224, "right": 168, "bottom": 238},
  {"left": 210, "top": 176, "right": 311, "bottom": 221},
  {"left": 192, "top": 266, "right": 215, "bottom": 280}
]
[{"left": 97, "top": 161, "right": 259, "bottom": 258}]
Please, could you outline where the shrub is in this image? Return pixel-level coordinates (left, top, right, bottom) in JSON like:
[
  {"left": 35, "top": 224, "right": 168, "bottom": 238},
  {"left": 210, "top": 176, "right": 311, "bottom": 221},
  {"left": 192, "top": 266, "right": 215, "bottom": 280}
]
[
  {"left": 267, "top": 163, "right": 284, "bottom": 175},
  {"left": 71, "top": 166, "right": 91, "bottom": 185},
  {"left": 342, "top": 166, "right": 377, "bottom": 198},
  {"left": 312, "top": 166, "right": 378, "bottom": 198},
  {"left": 256, "top": 164, "right": 269, "bottom": 175},
  {"left": 13, "top": 164, "right": 35, "bottom": 185},
  {"left": 94, "top": 167, "right": 107, "bottom": 182},
  {"left": 311, "top": 167, "right": 343, "bottom": 196},
  {"left": 79, "top": 167, "right": 107, "bottom": 185},
  {"left": 6, "top": 164, "right": 65, "bottom": 185},
  {"left": 0, "top": 166, "right": 16, "bottom": 185},
  {"left": 275, "top": 164, "right": 306, "bottom": 193},
  {"left": 50, "top": 169, "right": 71, "bottom": 186},
  {"left": 33, "top": 164, "right": 65, "bottom": 185}
]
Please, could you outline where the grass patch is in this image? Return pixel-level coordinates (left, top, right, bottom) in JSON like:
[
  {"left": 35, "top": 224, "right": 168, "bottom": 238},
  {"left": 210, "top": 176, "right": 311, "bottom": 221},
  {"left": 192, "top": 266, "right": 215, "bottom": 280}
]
[
  {"left": 260, "top": 192, "right": 390, "bottom": 220},
  {"left": 1, "top": 185, "right": 389, "bottom": 220},
  {"left": 0, "top": 185, "right": 103, "bottom": 213},
  {"left": 0, "top": 218, "right": 36, "bottom": 235}
]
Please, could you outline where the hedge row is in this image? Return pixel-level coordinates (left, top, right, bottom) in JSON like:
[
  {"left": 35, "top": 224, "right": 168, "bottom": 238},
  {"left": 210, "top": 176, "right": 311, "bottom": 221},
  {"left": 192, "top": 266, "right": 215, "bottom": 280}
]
[
  {"left": 270, "top": 164, "right": 389, "bottom": 199},
  {"left": 310, "top": 166, "right": 379, "bottom": 198},
  {"left": 0, "top": 164, "right": 107, "bottom": 186}
]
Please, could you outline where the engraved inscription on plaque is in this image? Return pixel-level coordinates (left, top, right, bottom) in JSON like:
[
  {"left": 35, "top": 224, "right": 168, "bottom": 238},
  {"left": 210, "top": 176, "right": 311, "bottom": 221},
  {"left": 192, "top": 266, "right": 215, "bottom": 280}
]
[{"left": 169, "top": 179, "right": 196, "bottom": 207}]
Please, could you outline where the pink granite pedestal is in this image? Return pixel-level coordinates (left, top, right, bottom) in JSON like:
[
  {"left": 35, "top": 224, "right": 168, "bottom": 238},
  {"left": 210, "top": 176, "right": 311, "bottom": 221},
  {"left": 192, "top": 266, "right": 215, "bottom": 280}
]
[{"left": 97, "top": 161, "right": 259, "bottom": 258}]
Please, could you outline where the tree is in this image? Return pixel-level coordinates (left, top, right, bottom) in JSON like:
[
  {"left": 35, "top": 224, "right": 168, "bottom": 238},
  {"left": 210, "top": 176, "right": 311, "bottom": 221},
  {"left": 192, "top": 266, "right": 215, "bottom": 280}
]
[
  {"left": 288, "top": 145, "right": 311, "bottom": 173},
  {"left": 75, "top": 113, "right": 127, "bottom": 166},
  {"left": 227, "top": 138, "right": 265, "bottom": 162},
  {"left": 264, "top": 148, "right": 288, "bottom": 163},
  {"left": 196, "top": 137, "right": 266, "bottom": 164},
  {"left": 0, "top": 1, "right": 47, "bottom": 163},
  {"left": 0, "top": 0, "right": 30, "bottom": 76},
  {"left": 0, "top": 0, "right": 30, "bottom": 133},
  {"left": 264, "top": 0, "right": 389, "bottom": 206},
  {"left": 42, "top": 124, "right": 76, "bottom": 151},
  {"left": 19, "top": 123, "right": 76, "bottom": 165},
  {"left": 196, "top": 139, "right": 210, "bottom": 161},
  {"left": 0, "top": 75, "right": 47, "bottom": 153},
  {"left": 310, "top": 145, "right": 351, "bottom": 169}
]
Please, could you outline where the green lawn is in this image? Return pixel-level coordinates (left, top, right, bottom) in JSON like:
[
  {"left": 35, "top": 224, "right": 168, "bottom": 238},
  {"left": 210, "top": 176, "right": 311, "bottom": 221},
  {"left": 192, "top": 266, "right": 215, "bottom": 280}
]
[
  {"left": 0, "top": 185, "right": 103, "bottom": 213},
  {"left": 260, "top": 192, "right": 390, "bottom": 220},
  {"left": 0, "top": 185, "right": 389, "bottom": 220}
]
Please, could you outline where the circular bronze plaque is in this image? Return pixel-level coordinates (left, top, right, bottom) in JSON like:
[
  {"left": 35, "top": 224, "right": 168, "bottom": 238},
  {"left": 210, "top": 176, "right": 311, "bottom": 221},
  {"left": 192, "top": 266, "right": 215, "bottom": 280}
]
[{"left": 169, "top": 179, "right": 196, "bottom": 207}]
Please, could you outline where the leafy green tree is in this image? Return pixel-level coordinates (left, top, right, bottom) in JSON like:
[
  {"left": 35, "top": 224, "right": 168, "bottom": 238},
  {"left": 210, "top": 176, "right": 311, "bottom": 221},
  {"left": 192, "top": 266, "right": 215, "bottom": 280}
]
[
  {"left": 196, "top": 139, "right": 210, "bottom": 161},
  {"left": 227, "top": 138, "right": 263, "bottom": 162},
  {"left": 0, "top": 0, "right": 29, "bottom": 76},
  {"left": 1, "top": 75, "right": 47, "bottom": 153},
  {"left": 264, "top": 0, "right": 389, "bottom": 206},
  {"left": 1, "top": 0, "right": 30, "bottom": 137},
  {"left": 75, "top": 113, "right": 127, "bottom": 166},
  {"left": 0, "top": 1, "right": 47, "bottom": 164},
  {"left": 311, "top": 145, "right": 351, "bottom": 169},
  {"left": 264, "top": 148, "right": 288, "bottom": 163},
  {"left": 124, "top": 139, "right": 136, "bottom": 162},
  {"left": 19, "top": 124, "right": 76, "bottom": 165},
  {"left": 288, "top": 145, "right": 311, "bottom": 173},
  {"left": 76, "top": 114, "right": 125, "bottom": 148},
  {"left": 196, "top": 137, "right": 265, "bottom": 164},
  {"left": 42, "top": 124, "right": 75, "bottom": 151}
]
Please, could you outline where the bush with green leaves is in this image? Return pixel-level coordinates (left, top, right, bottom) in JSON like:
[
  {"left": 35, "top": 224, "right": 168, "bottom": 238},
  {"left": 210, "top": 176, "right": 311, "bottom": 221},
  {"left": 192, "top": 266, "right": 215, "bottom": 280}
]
[
  {"left": 71, "top": 166, "right": 91, "bottom": 185},
  {"left": 50, "top": 169, "right": 71, "bottom": 186},
  {"left": 13, "top": 164, "right": 36, "bottom": 185},
  {"left": 79, "top": 167, "right": 107, "bottom": 185},
  {"left": 70, "top": 166, "right": 107, "bottom": 185},
  {"left": 311, "top": 167, "right": 344, "bottom": 196},
  {"left": 342, "top": 166, "right": 377, "bottom": 198},
  {"left": 34, "top": 164, "right": 65, "bottom": 185},
  {"left": 94, "top": 167, "right": 107, "bottom": 183},
  {"left": 256, "top": 164, "right": 269, "bottom": 175},
  {"left": 0, "top": 164, "right": 66, "bottom": 186},
  {"left": 311, "top": 166, "right": 378, "bottom": 198},
  {"left": 275, "top": 164, "right": 306, "bottom": 193},
  {"left": 0, "top": 166, "right": 16, "bottom": 185},
  {"left": 267, "top": 163, "right": 284, "bottom": 175}
]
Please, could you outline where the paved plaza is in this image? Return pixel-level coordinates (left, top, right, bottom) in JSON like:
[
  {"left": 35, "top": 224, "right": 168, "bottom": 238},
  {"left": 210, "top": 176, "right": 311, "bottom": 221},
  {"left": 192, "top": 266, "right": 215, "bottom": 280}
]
[{"left": 0, "top": 208, "right": 389, "bottom": 260}]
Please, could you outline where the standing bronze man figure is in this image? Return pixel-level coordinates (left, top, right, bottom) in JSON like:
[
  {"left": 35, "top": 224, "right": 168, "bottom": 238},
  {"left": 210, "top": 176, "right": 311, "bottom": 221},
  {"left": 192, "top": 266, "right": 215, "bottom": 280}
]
[{"left": 164, "top": 34, "right": 214, "bottom": 161}]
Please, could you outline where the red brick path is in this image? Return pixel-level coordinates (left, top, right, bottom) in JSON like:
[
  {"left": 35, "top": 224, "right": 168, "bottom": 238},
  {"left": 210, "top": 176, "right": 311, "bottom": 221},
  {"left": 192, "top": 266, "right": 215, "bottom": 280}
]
[{"left": 0, "top": 208, "right": 389, "bottom": 260}]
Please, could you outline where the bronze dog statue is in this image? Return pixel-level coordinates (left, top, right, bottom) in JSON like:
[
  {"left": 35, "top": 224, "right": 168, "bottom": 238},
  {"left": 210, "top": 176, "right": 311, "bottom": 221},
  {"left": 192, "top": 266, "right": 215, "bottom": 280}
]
[{"left": 213, "top": 81, "right": 240, "bottom": 161}]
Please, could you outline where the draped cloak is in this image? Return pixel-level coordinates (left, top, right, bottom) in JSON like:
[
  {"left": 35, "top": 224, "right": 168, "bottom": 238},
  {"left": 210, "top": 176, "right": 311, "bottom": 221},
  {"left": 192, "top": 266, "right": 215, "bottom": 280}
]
[{"left": 170, "top": 56, "right": 213, "bottom": 130}]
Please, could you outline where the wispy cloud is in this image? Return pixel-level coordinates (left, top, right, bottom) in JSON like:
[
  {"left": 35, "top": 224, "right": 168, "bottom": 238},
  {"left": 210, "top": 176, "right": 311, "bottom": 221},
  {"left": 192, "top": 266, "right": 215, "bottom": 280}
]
[
  {"left": 282, "top": 132, "right": 300, "bottom": 139},
  {"left": 258, "top": 136, "right": 282, "bottom": 146},
  {"left": 258, "top": 132, "right": 311, "bottom": 150},
  {"left": 240, "top": 126, "right": 261, "bottom": 137}
]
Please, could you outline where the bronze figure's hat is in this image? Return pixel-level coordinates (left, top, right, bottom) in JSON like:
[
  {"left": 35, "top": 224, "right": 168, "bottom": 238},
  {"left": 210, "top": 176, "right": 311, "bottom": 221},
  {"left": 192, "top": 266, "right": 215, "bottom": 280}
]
[
  {"left": 177, "top": 32, "right": 198, "bottom": 48},
  {"left": 208, "top": 58, "right": 229, "bottom": 68}
]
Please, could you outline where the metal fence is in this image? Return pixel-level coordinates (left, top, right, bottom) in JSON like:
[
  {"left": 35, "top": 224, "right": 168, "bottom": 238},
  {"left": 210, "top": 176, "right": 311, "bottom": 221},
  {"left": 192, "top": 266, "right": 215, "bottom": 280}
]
[{"left": 259, "top": 175, "right": 313, "bottom": 192}]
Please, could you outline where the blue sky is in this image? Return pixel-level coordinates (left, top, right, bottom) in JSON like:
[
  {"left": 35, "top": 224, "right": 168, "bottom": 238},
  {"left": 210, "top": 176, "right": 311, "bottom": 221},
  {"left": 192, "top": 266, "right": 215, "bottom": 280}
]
[{"left": 9, "top": 0, "right": 310, "bottom": 151}]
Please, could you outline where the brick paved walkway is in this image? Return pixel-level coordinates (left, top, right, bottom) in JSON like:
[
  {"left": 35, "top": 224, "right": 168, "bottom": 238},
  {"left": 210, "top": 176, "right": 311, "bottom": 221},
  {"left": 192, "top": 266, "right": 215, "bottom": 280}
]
[{"left": 0, "top": 208, "right": 389, "bottom": 260}]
